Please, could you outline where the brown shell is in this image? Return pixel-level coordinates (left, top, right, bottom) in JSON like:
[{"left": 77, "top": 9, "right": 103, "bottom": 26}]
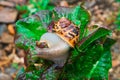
[{"left": 53, "top": 17, "right": 79, "bottom": 48}]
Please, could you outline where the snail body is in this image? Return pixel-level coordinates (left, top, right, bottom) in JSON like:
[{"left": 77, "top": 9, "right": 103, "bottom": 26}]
[
  {"left": 36, "top": 32, "right": 70, "bottom": 67},
  {"left": 35, "top": 17, "right": 79, "bottom": 67}
]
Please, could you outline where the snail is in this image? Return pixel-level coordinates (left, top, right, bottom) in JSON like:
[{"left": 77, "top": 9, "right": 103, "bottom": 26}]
[{"left": 34, "top": 17, "right": 79, "bottom": 67}]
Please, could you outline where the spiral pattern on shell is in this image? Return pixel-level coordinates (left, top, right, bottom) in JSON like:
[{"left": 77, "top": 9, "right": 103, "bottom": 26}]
[{"left": 53, "top": 17, "right": 80, "bottom": 47}]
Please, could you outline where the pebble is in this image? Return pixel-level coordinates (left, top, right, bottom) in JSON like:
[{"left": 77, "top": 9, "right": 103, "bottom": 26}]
[
  {"left": 60, "top": 0, "right": 69, "bottom": 7},
  {"left": 1, "top": 32, "right": 14, "bottom": 43},
  {"left": 112, "top": 41, "right": 120, "bottom": 54},
  {"left": 112, "top": 59, "right": 120, "bottom": 67},
  {"left": 17, "top": 50, "right": 25, "bottom": 58},
  {"left": 0, "top": 44, "right": 2, "bottom": 49},
  {"left": 0, "top": 24, "right": 7, "bottom": 36},
  {"left": 5, "top": 67, "right": 17, "bottom": 76},
  {"left": 84, "top": 0, "right": 96, "bottom": 9},
  {"left": 7, "top": 0, "right": 27, "bottom": 4},
  {"left": 4, "top": 44, "right": 13, "bottom": 53},
  {"left": 0, "top": 49, "right": 6, "bottom": 57},
  {"left": 0, "top": 7, "right": 18, "bottom": 23},
  {"left": 0, "top": 1, "right": 15, "bottom": 7},
  {"left": 0, "top": 73, "right": 12, "bottom": 80},
  {"left": 51, "top": 0, "right": 79, "bottom": 5},
  {"left": 7, "top": 24, "right": 15, "bottom": 35}
]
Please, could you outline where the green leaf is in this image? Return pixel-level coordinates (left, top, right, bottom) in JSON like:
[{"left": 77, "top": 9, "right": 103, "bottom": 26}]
[
  {"left": 53, "top": 7, "right": 73, "bottom": 21},
  {"left": 86, "top": 38, "right": 115, "bottom": 79},
  {"left": 35, "top": 10, "right": 52, "bottom": 27},
  {"left": 39, "top": 0, "right": 50, "bottom": 9},
  {"left": 15, "top": 10, "right": 52, "bottom": 51},
  {"left": 103, "top": 38, "right": 116, "bottom": 50},
  {"left": 87, "top": 50, "right": 111, "bottom": 80},
  {"left": 16, "top": 5, "right": 28, "bottom": 11},
  {"left": 15, "top": 18, "right": 46, "bottom": 50},
  {"left": 64, "top": 43, "right": 104, "bottom": 79},
  {"left": 114, "top": 11, "right": 120, "bottom": 30},
  {"left": 78, "top": 27, "right": 111, "bottom": 51},
  {"left": 11, "top": 63, "right": 19, "bottom": 69},
  {"left": 25, "top": 65, "right": 46, "bottom": 80},
  {"left": 72, "top": 6, "right": 90, "bottom": 39},
  {"left": 16, "top": 0, "right": 54, "bottom": 18},
  {"left": 115, "top": 0, "right": 120, "bottom": 2},
  {"left": 63, "top": 38, "right": 115, "bottom": 80},
  {"left": 15, "top": 67, "right": 25, "bottom": 80}
]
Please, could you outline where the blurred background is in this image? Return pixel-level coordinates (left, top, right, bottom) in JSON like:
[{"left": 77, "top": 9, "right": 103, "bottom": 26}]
[{"left": 0, "top": 0, "right": 120, "bottom": 80}]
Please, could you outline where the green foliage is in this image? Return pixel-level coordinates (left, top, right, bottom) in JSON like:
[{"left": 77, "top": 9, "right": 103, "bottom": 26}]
[
  {"left": 15, "top": 10, "right": 53, "bottom": 79},
  {"left": 114, "top": 0, "right": 120, "bottom": 30},
  {"left": 15, "top": 6, "right": 115, "bottom": 80},
  {"left": 79, "top": 27, "right": 111, "bottom": 51},
  {"left": 71, "top": 27, "right": 111, "bottom": 60},
  {"left": 15, "top": 17, "right": 46, "bottom": 50},
  {"left": 25, "top": 68, "right": 44, "bottom": 80},
  {"left": 115, "top": 11, "right": 120, "bottom": 30},
  {"left": 63, "top": 38, "right": 115, "bottom": 80},
  {"left": 15, "top": 67, "right": 25, "bottom": 80},
  {"left": 115, "top": 0, "right": 120, "bottom": 2},
  {"left": 16, "top": 0, "right": 54, "bottom": 18},
  {"left": 15, "top": 66, "right": 45, "bottom": 80},
  {"left": 15, "top": 10, "right": 52, "bottom": 51},
  {"left": 11, "top": 63, "right": 19, "bottom": 69}
]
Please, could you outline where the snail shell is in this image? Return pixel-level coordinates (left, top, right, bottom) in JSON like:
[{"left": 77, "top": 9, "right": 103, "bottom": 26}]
[{"left": 53, "top": 17, "right": 79, "bottom": 48}]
